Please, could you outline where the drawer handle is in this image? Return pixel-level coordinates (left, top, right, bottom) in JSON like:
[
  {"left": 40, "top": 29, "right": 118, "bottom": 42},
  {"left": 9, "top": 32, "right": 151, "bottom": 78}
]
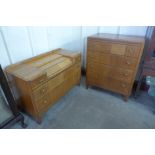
[
  {"left": 126, "top": 61, "right": 131, "bottom": 65},
  {"left": 124, "top": 73, "right": 129, "bottom": 76},
  {"left": 42, "top": 89, "right": 45, "bottom": 93},
  {"left": 121, "top": 84, "right": 126, "bottom": 88},
  {"left": 43, "top": 100, "right": 47, "bottom": 104},
  {"left": 39, "top": 79, "right": 44, "bottom": 83},
  {"left": 129, "top": 48, "right": 134, "bottom": 53}
]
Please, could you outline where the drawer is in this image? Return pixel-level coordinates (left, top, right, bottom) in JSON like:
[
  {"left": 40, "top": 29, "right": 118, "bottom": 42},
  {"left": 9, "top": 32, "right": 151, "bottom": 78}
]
[
  {"left": 35, "top": 95, "right": 49, "bottom": 111},
  {"left": 107, "top": 66, "right": 133, "bottom": 83},
  {"left": 88, "top": 41, "right": 111, "bottom": 54},
  {"left": 111, "top": 44, "right": 126, "bottom": 55},
  {"left": 110, "top": 55, "right": 137, "bottom": 70},
  {"left": 87, "top": 62, "right": 133, "bottom": 83},
  {"left": 87, "top": 54, "right": 137, "bottom": 70},
  {"left": 87, "top": 77, "right": 130, "bottom": 95},
  {"left": 48, "top": 73, "right": 64, "bottom": 90},
  {"left": 87, "top": 52, "right": 111, "bottom": 65},
  {"left": 32, "top": 84, "right": 48, "bottom": 101},
  {"left": 125, "top": 45, "right": 140, "bottom": 58},
  {"left": 30, "top": 74, "right": 47, "bottom": 89},
  {"left": 108, "top": 78, "right": 130, "bottom": 94},
  {"left": 63, "top": 66, "right": 74, "bottom": 80}
]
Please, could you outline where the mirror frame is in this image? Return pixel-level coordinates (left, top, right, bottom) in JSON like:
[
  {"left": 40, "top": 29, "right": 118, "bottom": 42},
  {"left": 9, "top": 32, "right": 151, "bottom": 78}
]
[{"left": 0, "top": 65, "right": 27, "bottom": 129}]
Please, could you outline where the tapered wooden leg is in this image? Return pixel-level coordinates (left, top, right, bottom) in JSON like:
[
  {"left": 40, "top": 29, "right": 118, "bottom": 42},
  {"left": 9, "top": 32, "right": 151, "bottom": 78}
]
[
  {"left": 21, "top": 117, "right": 27, "bottom": 128},
  {"left": 36, "top": 117, "right": 42, "bottom": 124},
  {"left": 123, "top": 95, "right": 129, "bottom": 102},
  {"left": 86, "top": 84, "right": 89, "bottom": 89}
]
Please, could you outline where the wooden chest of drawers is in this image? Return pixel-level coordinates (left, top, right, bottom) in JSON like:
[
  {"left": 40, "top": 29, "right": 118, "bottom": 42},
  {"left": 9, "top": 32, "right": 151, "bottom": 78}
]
[
  {"left": 86, "top": 33, "right": 145, "bottom": 101},
  {"left": 5, "top": 48, "right": 81, "bottom": 122}
]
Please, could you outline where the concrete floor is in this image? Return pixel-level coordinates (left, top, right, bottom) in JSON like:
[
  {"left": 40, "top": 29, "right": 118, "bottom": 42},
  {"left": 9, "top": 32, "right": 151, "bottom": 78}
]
[{"left": 12, "top": 76, "right": 155, "bottom": 129}]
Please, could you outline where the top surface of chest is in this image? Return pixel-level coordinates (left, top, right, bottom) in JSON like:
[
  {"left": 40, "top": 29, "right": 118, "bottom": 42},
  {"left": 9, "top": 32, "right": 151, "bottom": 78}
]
[
  {"left": 88, "top": 33, "right": 145, "bottom": 44},
  {"left": 6, "top": 49, "right": 80, "bottom": 82}
]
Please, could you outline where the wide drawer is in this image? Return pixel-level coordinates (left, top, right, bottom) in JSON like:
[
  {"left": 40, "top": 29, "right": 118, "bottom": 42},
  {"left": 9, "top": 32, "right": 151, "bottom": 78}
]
[
  {"left": 87, "top": 63, "right": 133, "bottom": 83},
  {"left": 87, "top": 77, "right": 130, "bottom": 95},
  {"left": 88, "top": 41, "right": 140, "bottom": 58},
  {"left": 87, "top": 54, "right": 137, "bottom": 70}
]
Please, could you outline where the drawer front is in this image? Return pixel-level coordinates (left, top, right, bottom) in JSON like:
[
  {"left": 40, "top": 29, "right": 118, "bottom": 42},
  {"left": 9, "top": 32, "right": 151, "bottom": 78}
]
[
  {"left": 87, "top": 76, "right": 130, "bottom": 95},
  {"left": 88, "top": 41, "right": 111, "bottom": 54},
  {"left": 32, "top": 84, "right": 48, "bottom": 101},
  {"left": 110, "top": 55, "right": 137, "bottom": 70},
  {"left": 87, "top": 53, "right": 137, "bottom": 70},
  {"left": 87, "top": 62, "right": 133, "bottom": 83},
  {"left": 35, "top": 95, "right": 50, "bottom": 112},
  {"left": 30, "top": 74, "right": 47, "bottom": 89},
  {"left": 88, "top": 40, "right": 140, "bottom": 58},
  {"left": 108, "top": 78, "right": 130, "bottom": 94},
  {"left": 125, "top": 45, "right": 140, "bottom": 58},
  {"left": 64, "top": 66, "right": 74, "bottom": 80},
  {"left": 48, "top": 72, "right": 64, "bottom": 90},
  {"left": 87, "top": 51, "right": 111, "bottom": 65},
  {"left": 111, "top": 44, "right": 126, "bottom": 55}
]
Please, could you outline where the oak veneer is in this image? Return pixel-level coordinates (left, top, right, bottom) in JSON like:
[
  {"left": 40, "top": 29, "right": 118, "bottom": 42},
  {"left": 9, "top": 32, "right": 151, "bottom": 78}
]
[
  {"left": 86, "top": 33, "right": 145, "bottom": 101},
  {"left": 5, "top": 48, "right": 81, "bottom": 122}
]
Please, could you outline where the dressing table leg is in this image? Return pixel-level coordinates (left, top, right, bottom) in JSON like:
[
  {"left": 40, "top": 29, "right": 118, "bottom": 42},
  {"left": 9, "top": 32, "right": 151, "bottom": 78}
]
[{"left": 20, "top": 115, "right": 27, "bottom": 128}]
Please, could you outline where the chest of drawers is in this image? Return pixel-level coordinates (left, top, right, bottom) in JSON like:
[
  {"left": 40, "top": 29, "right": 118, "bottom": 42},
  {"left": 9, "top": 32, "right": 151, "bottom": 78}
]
[
  {"left": 86, "top": 33, "right": 145, "bottom": 101},
  {"left": 5, "top": 49, "right": 81, "bottom": 123}
]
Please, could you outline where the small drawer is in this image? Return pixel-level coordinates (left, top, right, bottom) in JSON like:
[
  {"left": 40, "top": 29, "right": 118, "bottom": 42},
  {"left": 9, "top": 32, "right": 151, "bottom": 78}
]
[
  {"left": 63, "top": 66, "right": 74, "bottom": 80},
  {"left": 111, "top": 44, "right": 126, "bottom": 55},
  {"left": 87, "top": 52, "right": 111, "bottom": 65},
  {"left": 48, "top": 73, "right": 64, "bottom": 90},
  {"left": 32, "top": 84, "right": 48, "bottom": 101},
  {"left": 125, "top": 45, "right": 140, "bottom": 58},
  {"left": 30, "top": 74, "right": 47, "bottom": 89},
  {"left": 35, "top": 96, "right": 49, "bottom": 111}
]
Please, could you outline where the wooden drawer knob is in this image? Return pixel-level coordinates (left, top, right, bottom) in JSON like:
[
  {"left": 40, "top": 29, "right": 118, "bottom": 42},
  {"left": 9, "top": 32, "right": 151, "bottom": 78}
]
[
  {"left": 129, "top": 48, "right": 133, "bottom": 53},
  {"left": 44, "top": 100, "right": 47, "bottom": 104},
  {"left": 121, "top": 84, "right": 126, "bottom": 88},
  {"left": 42, "top": 89, "right": 45, "bottom": 93},
  {"left": 39, "top": 79, "right": 44, "bottom": 83},
  {"left": 126, "top": 61, "right": 131, "bottom": 65},
  {"left": 124, "top": 73, "right": 129, "bottom": 76}
]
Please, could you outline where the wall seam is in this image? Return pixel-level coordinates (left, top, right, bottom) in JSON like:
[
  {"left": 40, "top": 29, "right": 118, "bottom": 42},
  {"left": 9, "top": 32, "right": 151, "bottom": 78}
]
[
  {"left": 26, "top": 27, "right": 35, "bottom": 56},
  {"left": 46, "top": 27, "right": 50, "bottom": 51},
  {"left": 97, "top": 26, "right": 100, "bottom": 33},
  {"left": 117, "top": 26, "right": 120, "bottom": 34},
  {"left": 0, "top": 27, "right": 13, "bottom": 64}
]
